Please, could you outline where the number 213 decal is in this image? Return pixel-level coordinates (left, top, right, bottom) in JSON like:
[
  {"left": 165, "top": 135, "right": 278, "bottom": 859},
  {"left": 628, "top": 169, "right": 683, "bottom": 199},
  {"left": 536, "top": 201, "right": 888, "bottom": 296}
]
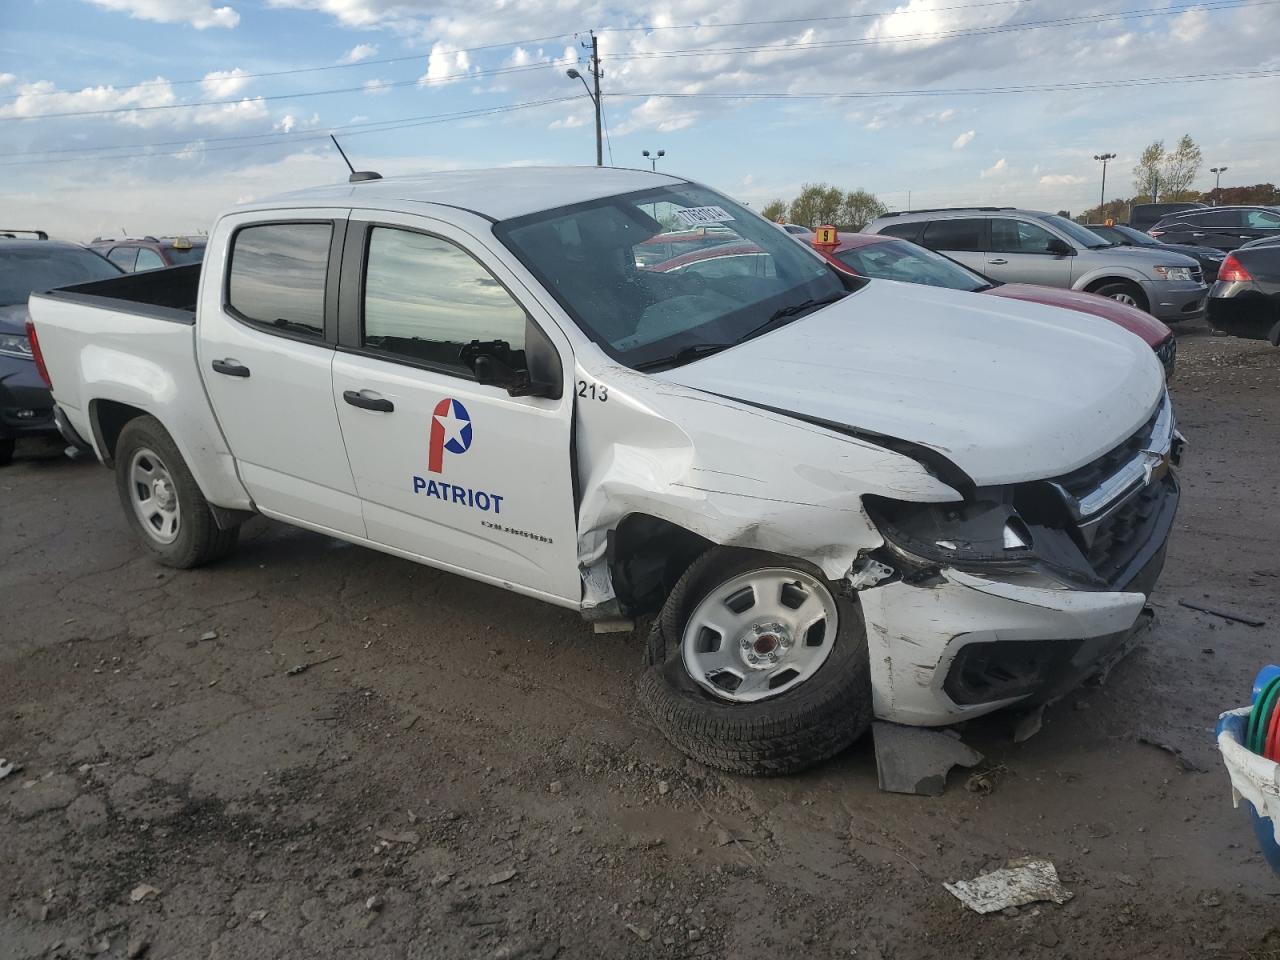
[{"left": 577, "top": 380, "right": 608, "bottom": 402}]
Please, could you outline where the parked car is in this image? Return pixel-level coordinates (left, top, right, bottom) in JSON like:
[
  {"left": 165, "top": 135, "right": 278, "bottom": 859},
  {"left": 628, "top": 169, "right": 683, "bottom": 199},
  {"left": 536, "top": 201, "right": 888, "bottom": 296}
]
[
  {"left": 89, "top": 235, "right": 206, "bottom": 272},
  {"left": 1206, "top": 238, "right": 1280, "bottom": 343},
  {"left": 1148, "top": 206, "right": 1280, "bottom": 253},
  {"left": 1085, "top": 222, "right": 1225, "bottom": 284},
  {"left": 28, "top": 168, "right": 1180, "bottom": 775},
  {"left": 796, "top": 230, "right": 1177, "bottom": 377},
  {"left": 866, "top": 207, "right": 1207, "bottom": 323},
  {"left": 1128, "top": 202, "right": 1205, "bottom": 233},
  {"left": 0, "top": 234, "right": 121, "bottom": 464}
]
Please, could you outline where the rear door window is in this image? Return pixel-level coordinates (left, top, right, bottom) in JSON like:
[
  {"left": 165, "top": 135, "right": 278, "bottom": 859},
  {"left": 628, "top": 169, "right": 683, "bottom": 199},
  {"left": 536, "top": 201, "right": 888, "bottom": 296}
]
[
  {"left": 226, "top": 222, "right": 332, "bottom": 339},
  {"left": 921, "top": 218, "right": 986, "bottom": 252},
  {"left": 877, "top": 221, "right": 924, "bottom": 243},
  {"left": 135, "top": 248, "right": 165, "bottom": 271},
  {"left": 107, "top": 246, "right": 138, "bottom": 271},
  {"left": 1185, "top": 210, "right": 1243, "bottom": 228}
]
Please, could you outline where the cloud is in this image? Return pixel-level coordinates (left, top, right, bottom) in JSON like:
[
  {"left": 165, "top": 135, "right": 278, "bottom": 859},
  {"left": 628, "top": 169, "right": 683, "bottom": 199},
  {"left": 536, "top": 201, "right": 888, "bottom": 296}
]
[
  {"left": 363, "top": 78, "right": 392, "bottom": 95},
  {"left": 1172, "top": 8, "right": 1209, "bottom": 43},
  {"left": 0, "top": 77, "right": 269, "bottom": 131},
  {"left": 614, "top": 96, "right": 698, "bottom": 135},
  {"left": 981, "top": 158, "right": 1008, "bottom": 178},
  {"left": 201, "top": 68, "right": 249, "bottom": 97},
  {"left": 548, "top": 114, "right": 586, "bottom": 129},
  {"left": 0, "top": 74, "right": 15, "bottom": 88},
  {"left": 1039, "top": 173, "right": 1086, "bottom": 186},
  {"left": 420, "top": 43, "right": 472, "bottom": 86},
  {"left": 83, "top": 0, "right": 239, "bottom": 29},
  {"left": 340, "top": 43, "right": 378, "bottom": 64},
  {"left": 275, "top": 115, "right": 297, "bottom": 133},
  {"left": 952, "top": 129, "right": 975, "bottom": 150}
]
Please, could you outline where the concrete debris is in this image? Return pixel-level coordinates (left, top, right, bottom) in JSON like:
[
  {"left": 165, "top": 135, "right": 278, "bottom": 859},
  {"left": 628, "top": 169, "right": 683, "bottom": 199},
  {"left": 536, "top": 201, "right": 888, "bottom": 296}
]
[
  {"left": 872, "top": 722, "right": 984, "bottom": 796},
  {"left": 430, "top": 873, "right": 453, "bottom": 888},
  {"left": 625, "top": 924, "right": 652, "bottom": 942},
  {"left": 128, "top": 884, "right": 160, "bottom": 903},
  {"left": 126, "top": 937, "right": 149, "bottom": 958},
  {"left": 200, "top": 630, "right": 218, "bottom": 641},
  {"left": 548, "top": 780, "right": 562, "bottom": 795},
  {"left": 376, "top": 830, "right": 420, "bottom": 845},
  {"left": 365, "top": 895, "right": 385, "bottom": 913},
  {"left": 0, "top": 758, "right": 21, "bottom": 781},
  {"left": 486, "top": 868, "right": 518, "bottom": 886},
  {"left": 944, "top": 858, "right": 1074, "bottom": 914},
  {"left": 248, "top": 910, "right": 268, "bottom": 923},
  {"left": 657, "top": 780, "right": 670, "bottom": 796}
]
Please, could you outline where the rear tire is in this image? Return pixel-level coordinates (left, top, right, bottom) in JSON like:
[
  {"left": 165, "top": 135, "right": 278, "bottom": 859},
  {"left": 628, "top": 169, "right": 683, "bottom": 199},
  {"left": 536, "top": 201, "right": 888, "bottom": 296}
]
[
  {"left": 113, "top": 415, "right": 239, "bottom": 568},
  {"left": 636, "top": 548, "right": 873, "bottom": 776},
  {"left": 0, "top": 438, "right": 13, "bottom": 466},
  {"left": 1091, "top": 280, "right": 1149, "bottom": 313}
]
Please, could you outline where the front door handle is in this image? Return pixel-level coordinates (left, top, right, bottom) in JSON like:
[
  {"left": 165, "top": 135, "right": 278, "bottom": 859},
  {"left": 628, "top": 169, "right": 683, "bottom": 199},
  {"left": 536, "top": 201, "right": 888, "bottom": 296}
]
[
  {"left": 211, "top": 358, "right": 250, "bottom": 378},
  {"left": 987, "top": 258, "right": 1008, "bottom": 265},
  {"left": 343, "top": 389, "right": 394, "bottom": 413}
]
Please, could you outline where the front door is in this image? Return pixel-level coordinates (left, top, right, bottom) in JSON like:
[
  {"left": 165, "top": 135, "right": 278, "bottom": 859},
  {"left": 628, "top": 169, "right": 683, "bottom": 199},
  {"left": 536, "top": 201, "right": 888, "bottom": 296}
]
[
  {"left": 982, "top": 217, "right": 1075, "bottom": 288},
  {"left": 330, "top": 212, "right": 580, "bottom": 603},
  {"left": 197, "top": 211, "right": 365, "bottom": 537}
]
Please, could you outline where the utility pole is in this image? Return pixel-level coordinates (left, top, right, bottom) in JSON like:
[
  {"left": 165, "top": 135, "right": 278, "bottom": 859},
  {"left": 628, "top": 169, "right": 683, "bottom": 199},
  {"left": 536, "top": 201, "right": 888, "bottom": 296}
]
[
  {"left": 1093, "top": 153, "right": 1115, "bottom": 215},
  {"left": 565, "top": 32, "right": 603, "bottom": 166}
]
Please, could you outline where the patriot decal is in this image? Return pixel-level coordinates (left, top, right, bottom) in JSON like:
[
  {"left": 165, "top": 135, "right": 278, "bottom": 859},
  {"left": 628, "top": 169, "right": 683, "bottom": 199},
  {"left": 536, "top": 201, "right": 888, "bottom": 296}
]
[{"left": 428, "top": 397, "right": 472, "bottom": 473}]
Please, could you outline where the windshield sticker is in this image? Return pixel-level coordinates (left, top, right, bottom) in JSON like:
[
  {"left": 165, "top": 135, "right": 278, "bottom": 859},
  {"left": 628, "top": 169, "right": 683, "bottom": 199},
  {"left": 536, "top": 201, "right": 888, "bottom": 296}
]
[{"left": 674, "top": 206, "right": 735, "bottom": 227}]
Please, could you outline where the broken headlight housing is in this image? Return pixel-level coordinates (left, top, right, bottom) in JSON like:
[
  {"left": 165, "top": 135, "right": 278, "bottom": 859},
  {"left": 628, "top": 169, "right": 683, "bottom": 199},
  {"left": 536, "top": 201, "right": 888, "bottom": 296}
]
[{"left": 863, "top": 494, "right": 1035, "bottom": 566}]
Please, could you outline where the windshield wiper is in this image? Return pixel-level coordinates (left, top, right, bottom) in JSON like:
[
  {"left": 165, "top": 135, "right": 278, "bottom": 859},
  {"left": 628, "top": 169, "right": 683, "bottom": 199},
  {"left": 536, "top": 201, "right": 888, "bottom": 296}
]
[
  {"left": 734, "top": 292, "right": 848, "bottom": 345},
  {"left": 632, "top": 342, "right": 733, "bottom": 372}
]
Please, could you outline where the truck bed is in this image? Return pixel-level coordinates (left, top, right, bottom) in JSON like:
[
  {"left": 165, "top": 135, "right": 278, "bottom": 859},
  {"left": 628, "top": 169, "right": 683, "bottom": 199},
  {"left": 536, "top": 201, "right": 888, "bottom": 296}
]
[{"left": 35, "top": 263, "right": 201, "bottom": 325}]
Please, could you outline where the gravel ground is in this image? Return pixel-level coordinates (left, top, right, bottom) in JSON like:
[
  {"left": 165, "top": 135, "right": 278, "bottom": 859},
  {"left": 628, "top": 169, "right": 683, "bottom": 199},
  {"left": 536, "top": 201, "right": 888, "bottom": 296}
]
[{"left": 2, "top": 321, "right": 1278, "bottom": 960}]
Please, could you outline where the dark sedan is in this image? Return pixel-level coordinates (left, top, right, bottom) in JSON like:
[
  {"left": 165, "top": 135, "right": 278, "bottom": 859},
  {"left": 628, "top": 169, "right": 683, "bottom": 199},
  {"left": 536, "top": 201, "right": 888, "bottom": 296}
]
[
  {"left": 1149, "top": 205, "right": 1280, "bottom": 252},
  {"left": 0, "top": 237, "right": 121, "bottom": 464},
  {"left": 1206, "top": 237, "right": 1280, "bottom": 344},
  {"left": 1087, "top": 223, "right": 1225, "bottom": 284}
]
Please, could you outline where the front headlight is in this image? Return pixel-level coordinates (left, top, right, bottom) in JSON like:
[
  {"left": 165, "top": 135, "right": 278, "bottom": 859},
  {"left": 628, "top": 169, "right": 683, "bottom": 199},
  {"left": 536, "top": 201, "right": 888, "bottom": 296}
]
[
  {"left": 0, "top": 333, "right": 32, "bottom": 359},
  {"left": 863, "top": 494, "right": 1034, "bottom": 565},
  {"left": 1152, "top": 265, "right": 1195, "bottom": 282}
]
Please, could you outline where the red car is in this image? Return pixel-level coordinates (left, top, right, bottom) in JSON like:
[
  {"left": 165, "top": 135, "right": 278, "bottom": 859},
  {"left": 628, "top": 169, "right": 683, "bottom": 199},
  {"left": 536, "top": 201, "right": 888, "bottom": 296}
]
[{"left": 808, "top": 230, "right": 1176, "bottom": 377}]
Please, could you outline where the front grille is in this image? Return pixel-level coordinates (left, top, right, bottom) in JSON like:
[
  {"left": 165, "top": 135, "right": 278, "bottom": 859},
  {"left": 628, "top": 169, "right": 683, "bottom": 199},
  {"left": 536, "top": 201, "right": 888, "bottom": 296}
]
[
  {"left": 1053, "top": 399, "right": 1165, "bottom": 502},
  {"left": 1155, "top": 336, "right": 1177, "bottom": 377},
  {"left": 1082, "top": 477, "right": 1169, "bottom": 584}
]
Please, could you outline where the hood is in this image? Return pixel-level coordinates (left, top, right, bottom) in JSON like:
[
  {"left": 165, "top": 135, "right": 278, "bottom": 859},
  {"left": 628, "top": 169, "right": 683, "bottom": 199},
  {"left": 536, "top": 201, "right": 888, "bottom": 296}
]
[
  {"left": 983, "top": 283, "right": 1170, "bottom": 347},
  {"left": 657, "top": 280, "right": 1164, "bottom": 488},
  {"left": 0, "top": 303, "right": 30, "bottom": 337},
  {"left": 1101, "top": 245, "right": 1200, "bottom": 269},
  {"left": 1155, "top": 241, "right": 1225, "bottom": 261}
]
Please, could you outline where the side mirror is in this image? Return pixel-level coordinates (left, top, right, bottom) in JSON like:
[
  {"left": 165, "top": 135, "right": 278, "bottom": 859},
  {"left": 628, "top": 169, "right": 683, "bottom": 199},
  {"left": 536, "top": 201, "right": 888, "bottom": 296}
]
[
  {"left": 1047, "top": 238, "right": 1074, "bottom": 256},
  {"left": 460, "top": 338, "right": 559, "bottom": 399}
]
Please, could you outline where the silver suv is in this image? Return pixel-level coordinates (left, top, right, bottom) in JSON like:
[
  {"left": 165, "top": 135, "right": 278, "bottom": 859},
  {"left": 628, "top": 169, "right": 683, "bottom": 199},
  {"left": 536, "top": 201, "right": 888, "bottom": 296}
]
[{"left": 864, "top": 207, "right": 1208, "bottom": 322}]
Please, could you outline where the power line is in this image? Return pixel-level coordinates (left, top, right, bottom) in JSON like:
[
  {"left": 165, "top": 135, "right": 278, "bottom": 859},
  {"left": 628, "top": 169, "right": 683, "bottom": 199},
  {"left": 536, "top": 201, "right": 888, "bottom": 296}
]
[
  {"left": 600, "top": 0, "right": 1035, "bottom": 31},
  {"left": 611, "top": 68, "right": 1280, "bottom": 101},
  {"left": 608, "top": 0, "right": 1273, "bottom": 61},
  {"left": 0, "top": 97, "right": 580, "bottom": 167}
]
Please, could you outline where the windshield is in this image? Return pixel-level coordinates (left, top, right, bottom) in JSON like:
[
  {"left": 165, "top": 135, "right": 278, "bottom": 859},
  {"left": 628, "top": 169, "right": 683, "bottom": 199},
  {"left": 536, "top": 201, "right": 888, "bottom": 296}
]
[
  {"left": 1042, "top": 215, "right": 1112, "bottom": 249},
  {"left": 0, "top": 245, "right": 121, "bottom": 306},
  {"left": 164, "top": 244, "right": 206, "bottom": 265},
  {"left": 834, "top": 239, "right": 989, "bottom": 292},
  {"left": 494, "top": 184, "right": 846, "bottom": 369}
]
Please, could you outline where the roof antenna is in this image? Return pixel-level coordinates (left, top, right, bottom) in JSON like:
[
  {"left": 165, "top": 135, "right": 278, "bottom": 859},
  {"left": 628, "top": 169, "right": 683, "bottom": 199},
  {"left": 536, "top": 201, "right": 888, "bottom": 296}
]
[{"left": 330, "top": 134, "right": 382, "bottom": 183}]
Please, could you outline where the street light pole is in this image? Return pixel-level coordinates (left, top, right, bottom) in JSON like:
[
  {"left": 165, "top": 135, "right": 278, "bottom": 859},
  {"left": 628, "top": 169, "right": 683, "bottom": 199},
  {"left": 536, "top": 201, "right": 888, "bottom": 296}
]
[
  {"left": 565, "top": 31, "right": 603, "bottom": 167},
  {"left": 641, "top": 149, "right": 665, "bottom": 172},
  {"left": 1210, "top": 166, "right": 1228, "bottom": 204},
  {"left": 1093, "top": 152, "right": 1116, "bottom": 214}
]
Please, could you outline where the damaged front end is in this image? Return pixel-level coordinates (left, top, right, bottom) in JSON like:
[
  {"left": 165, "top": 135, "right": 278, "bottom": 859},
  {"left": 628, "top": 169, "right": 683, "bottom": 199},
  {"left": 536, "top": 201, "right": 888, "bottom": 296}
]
[{"left": 850, "top": 392, "right": 1183, "bottom": 725}]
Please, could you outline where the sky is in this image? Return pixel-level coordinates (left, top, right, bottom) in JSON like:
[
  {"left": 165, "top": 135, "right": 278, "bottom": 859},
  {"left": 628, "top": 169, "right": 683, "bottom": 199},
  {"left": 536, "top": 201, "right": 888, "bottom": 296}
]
[{"left": 1, "top": 0, "right": 1277, "bottom": 240}]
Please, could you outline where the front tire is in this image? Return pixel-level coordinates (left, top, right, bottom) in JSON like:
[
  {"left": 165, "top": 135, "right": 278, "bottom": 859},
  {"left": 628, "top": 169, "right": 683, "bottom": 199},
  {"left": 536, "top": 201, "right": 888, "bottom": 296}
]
[
  {"left": 637, "top": 548, "right": 873, "bottom": 776},
  {"left": 113, "top": 415, "right": 239, "bottom": 568},
  {"left": 1091, "top": 279, "right": 1149, "bottom": 313}
]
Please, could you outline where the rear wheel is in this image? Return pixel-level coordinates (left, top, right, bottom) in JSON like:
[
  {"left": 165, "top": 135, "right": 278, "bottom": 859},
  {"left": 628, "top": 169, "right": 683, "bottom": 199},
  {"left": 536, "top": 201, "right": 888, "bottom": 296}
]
[
  {"left": 637, "top": 548, "right": 873, "bottom": 776},
  {"left": 113, "top": 416, "right": 239, "bottom": 568},
  {"left": 1091, "top": 279, "right": 1149, "bottom": 313}
]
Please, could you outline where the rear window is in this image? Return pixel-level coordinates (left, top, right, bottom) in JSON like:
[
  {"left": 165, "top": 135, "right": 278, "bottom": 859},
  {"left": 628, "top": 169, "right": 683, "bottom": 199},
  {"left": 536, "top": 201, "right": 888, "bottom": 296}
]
[
  {"left": 921, "top": 218, "right": 985, "bottom": 252},
  {"left": 0, "top": 245, "right": 121, "bottom": 306},
  {"left": 226, "top": 223, "right": 331, "bottom": 339}
]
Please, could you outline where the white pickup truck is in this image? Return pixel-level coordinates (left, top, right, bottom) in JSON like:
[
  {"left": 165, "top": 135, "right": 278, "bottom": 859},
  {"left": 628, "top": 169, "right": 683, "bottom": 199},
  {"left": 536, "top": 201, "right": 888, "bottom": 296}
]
[{"left": 29, "top": 167, "right": 1181, "bottom": 774}]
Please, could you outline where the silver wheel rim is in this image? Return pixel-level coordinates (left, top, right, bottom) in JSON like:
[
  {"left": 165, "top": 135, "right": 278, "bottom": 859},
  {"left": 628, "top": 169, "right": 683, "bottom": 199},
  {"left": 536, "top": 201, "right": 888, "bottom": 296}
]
[
  {"left": 1108, "top": 291, "right": 1138, "bottom": 306},
  {"left": 128, "top": 447, "right": 181, "bottom": 545},
  {"left": 681, "top": 568, "right": 839, "bottom": 703}
]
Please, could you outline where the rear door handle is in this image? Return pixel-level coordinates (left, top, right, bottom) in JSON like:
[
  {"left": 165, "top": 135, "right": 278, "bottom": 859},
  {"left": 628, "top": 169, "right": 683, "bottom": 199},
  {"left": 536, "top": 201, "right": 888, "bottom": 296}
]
[
  {"left": 343, "top": 389, "right": 394, "bottom": 413},
  {"left": 211, "top": 358, "right": 250, "bottom": 378},
  {"left": 987, "top": 258, "right": 1008, "bottom": 265}
]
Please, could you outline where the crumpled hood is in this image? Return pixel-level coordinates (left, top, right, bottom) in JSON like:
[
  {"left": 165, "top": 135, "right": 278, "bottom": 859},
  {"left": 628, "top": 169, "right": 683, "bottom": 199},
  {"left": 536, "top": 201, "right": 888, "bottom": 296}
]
[
  {"left": 657, "top": 280, "right": 1165, "bottom": 487},
  {"left": 0, "top": 303, "right": 30, "bottom": 337}
]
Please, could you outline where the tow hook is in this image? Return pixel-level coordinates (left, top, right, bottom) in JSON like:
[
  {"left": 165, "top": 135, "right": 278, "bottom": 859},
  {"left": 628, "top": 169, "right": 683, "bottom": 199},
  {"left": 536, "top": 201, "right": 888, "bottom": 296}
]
[{"left": 846, "top": 556, "right": 895, "bottom": 591}]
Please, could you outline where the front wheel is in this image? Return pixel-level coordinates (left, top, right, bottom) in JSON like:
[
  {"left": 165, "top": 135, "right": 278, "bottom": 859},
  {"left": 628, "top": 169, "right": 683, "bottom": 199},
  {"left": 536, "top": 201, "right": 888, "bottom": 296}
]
[
  {"left": 114, "top": 415, "right": 239, "bottom": 568},
  {"left": 637, "top": 548, "right": 873, "bottom": 776},
  {"left": 1091, "top": 280, "right": 1149, "bottom": 313}
]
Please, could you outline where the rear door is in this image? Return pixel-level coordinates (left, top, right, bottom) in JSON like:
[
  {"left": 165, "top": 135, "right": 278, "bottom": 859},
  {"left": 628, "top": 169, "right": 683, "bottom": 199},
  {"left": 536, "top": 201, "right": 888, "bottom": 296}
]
[
  {"left": 1164, "top": 209, "right": 1244, "bottom": 251},
  {"left": 918, "top": 217, "right": 988, "bottom": 273},
  {"left": 330, "top": 210, "right": 580, "bottom": 603},
  {"left": 197, "top": 210, "right": 366, "bottom": 537},
  {"left": 982, "top": 217, "right": 1074, "bottom": 288}
]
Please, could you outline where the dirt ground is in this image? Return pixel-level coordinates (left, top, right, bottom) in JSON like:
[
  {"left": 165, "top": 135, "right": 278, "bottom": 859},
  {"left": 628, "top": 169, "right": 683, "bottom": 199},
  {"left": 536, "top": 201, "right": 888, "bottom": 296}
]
[{"left": 2, "top": 320, "right": 1278, "bottom": 960}]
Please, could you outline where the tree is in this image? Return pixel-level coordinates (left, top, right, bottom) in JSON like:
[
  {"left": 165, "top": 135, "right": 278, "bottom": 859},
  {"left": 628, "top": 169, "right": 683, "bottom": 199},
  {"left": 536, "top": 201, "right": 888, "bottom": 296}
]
[
  {"left": 1160, "top": 134, "right": 1202, "bottom": 199},
  {"left": 760, "top": 199, "right": 788, "bottom": 222},
  {"left": 1132, "top": 140, "right": 1164, "bottom": 202},
  {"left": 1209, "top": 183, "right": 1280, "bottom": 206},
  {"left": 789, "top": 183, "right": 844, "bottom": 228},
  {"left": 1079, "top": 198, "right": 1130, "bottom": 224},
  {"left": 839, "top": 190, "right": 887, "bottom": 231}
]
